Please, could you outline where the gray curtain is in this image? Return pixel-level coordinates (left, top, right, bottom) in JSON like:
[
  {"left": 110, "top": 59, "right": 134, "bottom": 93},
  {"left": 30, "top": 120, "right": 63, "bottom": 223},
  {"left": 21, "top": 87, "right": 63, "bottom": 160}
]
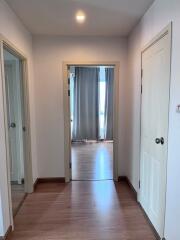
[
  {"left": 104, "top": 68, "right": 114, "bottom": 140},
  {"left": 72, "top": 67, "right": 99, "bottom": 140}
]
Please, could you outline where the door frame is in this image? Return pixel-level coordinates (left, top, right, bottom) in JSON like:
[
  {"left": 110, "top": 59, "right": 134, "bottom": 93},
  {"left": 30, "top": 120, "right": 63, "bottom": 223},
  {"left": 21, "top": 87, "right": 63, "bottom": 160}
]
[
  {"left": 63, "top": 61, "right": 120, "bottom": 182},
  {"left": 0, "top": 35, "right": 33, "bottom": 227},
  {"left": 139, "top": 23, "right": 172, "bottom": 237}
]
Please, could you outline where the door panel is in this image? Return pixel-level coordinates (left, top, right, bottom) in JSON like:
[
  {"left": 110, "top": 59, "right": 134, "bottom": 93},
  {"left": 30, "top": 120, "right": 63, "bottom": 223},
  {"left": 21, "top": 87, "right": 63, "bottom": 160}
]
[
  {"left": 140, "top": 32, "right": 171, "bottom": 237},
  {"left": 4, "top": 49, "right": 25, "bottom": 185},
  {"left": 5, "top": 63, "right": 19, "bottom": 182},
  {"left": 141, "top": 151, "right": 150, "bottom": 213}
]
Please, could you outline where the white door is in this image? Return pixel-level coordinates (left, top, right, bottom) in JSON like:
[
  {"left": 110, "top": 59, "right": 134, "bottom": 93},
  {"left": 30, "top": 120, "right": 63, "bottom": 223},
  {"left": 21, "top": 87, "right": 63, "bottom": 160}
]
[
  {"left": 5, "top": 63, "right": 19, "bottom": 182},
  {"left": 140, "top": 32, "right": 171, "bottom": 238},
  {"left": 5, "top": 61, "right": 24, "bottom": 184}
]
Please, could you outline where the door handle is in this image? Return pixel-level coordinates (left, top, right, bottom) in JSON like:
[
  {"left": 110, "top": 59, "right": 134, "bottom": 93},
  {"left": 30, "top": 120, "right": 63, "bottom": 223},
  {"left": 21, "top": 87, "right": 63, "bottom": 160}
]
[
  {"left": 155, "top": 137, "right": 164, "bottom": 145},
  {"left": 10, "top": 122, "right": 16, "bottom": 128}
]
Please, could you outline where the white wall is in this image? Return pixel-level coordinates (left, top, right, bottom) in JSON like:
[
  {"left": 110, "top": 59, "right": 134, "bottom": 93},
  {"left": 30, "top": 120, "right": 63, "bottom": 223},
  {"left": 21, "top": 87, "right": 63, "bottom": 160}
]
[
  {"left": 33, "top": 36, "right": 127, "bottom": 178},
  {"left": 0, "top": 0, "right": 37, "bottom": 236},
  {"left": 127, "top": 0, "right": 180, "bottom": 239}
]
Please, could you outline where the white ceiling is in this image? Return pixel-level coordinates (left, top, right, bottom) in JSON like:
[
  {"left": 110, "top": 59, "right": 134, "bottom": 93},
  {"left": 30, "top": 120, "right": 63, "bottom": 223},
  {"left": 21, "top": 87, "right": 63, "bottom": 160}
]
[{"left": 5, "top": 0, "right": 154, "bottom": 37}]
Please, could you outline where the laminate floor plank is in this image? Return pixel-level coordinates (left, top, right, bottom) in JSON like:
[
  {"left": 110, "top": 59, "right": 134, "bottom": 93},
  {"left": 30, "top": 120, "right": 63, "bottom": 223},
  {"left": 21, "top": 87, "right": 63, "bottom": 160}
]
[
  {"left": 7, "top": 181, "right": 157, "bottom": 240},
  {"left": 72, "top": 142, "right": 113, "bottom": 180}
]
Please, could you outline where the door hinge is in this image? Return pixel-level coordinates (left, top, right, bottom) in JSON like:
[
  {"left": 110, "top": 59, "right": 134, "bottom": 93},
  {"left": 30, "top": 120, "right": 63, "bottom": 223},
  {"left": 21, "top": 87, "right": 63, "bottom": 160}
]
[
  {"left": 69, "top": 162, "right": 72, "bottom": 169},
  {"left": 68, "top": 89, "right": 70, "bottom": 96},
  {"left": 68, "top": 77, "right": 70, "bottom": 85},
  {"left": 141, "top": 84, "right": 143, "bottom": 94},
  {"left": 139, "top": 180, "right": 141, "bottom": 189}
]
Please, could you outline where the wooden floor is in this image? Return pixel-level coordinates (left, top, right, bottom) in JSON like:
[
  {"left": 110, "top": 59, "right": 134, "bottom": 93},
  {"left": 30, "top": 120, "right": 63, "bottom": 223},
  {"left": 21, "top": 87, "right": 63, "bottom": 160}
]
[
  {"left": 72, "top": 142, "right": 113, "bottom": 180},
  {"left": 8, "top": 181, "right": 157, "bottom": 240}
]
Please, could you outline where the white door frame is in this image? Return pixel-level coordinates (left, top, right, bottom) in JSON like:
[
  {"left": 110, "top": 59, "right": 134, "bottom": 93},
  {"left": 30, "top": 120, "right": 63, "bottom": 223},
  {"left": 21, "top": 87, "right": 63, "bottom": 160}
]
[
  {"left": 63, "top": 61, "right": 120, "bottom": 182},
  {"left": 0, "top": 34, "right": 33, "bottom": 228},
  {"left": 139, "top": 23, "right": 172, "bottom": 237}
]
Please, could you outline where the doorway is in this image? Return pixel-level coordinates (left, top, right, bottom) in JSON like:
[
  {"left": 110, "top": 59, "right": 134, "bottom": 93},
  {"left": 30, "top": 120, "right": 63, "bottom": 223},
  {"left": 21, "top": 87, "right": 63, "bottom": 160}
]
[
  {"left": 63, "top": 62, "right": 120, "bottom": 182},
  {"left": 3, "top": 47, "right": 26, "bottom": 216},
  {"left": 139, "top": 25, "right": 171, "bottom": 238},
  {"left": 0, "top": 39, "right": 33, "bottom": 222},
  {"left": 69, "top": 66, "right": 114, "bottom": 180}
]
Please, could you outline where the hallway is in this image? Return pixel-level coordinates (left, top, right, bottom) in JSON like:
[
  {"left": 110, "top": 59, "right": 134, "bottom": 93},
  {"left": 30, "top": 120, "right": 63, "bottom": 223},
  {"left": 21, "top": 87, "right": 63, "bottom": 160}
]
[
  {"left": 1, "top": 0, "right": 179, "bottom": 239},
  {"left": 7, "top": 181, "right": 157, "bottom": 240}
]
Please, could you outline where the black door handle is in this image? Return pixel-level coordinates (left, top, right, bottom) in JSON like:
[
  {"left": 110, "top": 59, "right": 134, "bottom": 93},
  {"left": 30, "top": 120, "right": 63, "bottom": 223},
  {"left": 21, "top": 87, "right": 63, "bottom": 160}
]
[
  {"left": 10, "top": 122, "right": 16, "bottom": 128},
  {"left": 155, "top": 137, "right": 164, "bottom": 145}
]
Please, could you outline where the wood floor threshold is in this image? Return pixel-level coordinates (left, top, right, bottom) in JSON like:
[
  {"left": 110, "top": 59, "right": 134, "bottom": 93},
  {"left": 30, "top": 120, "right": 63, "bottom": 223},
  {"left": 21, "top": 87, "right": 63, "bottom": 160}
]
[
  {"left": 72, "top": 179, "right": 113, "bottom": 181},
  {"left": 0, "top": 226, "right": 12, "bottom": 240}
]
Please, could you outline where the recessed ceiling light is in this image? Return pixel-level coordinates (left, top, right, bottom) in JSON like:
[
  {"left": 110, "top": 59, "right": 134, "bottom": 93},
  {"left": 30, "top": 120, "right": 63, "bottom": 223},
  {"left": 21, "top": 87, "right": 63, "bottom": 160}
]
[{"left": 76, "top": 10, "right": 86, "bottom": 24}]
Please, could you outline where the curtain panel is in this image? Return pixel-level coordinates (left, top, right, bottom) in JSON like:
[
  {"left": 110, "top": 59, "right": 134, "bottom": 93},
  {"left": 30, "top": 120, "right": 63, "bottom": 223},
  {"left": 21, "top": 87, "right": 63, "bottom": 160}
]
[{"left": 72, "top": 67, "right": 99, "bottom": 140}]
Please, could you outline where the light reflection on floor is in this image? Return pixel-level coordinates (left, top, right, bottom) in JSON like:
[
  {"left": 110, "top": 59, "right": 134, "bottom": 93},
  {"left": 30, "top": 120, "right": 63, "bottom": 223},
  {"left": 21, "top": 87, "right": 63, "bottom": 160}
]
[
  {"left": 95, "top": 144, "right": 112, "bottom": 180},
  {"left": 92, "top": 181, "right": 115, "bottom": 215},
  {"left": 8, "top": 180, "right": 157, "bottom": 240}
]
